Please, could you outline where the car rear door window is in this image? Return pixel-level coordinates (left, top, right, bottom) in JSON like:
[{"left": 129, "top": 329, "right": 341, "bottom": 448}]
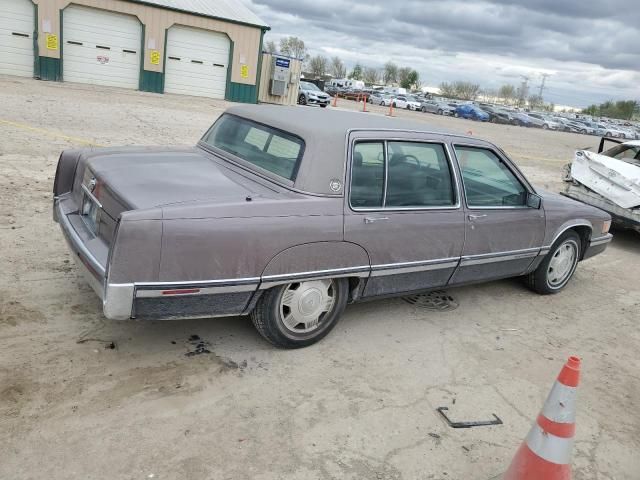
[
  {"left": 350, "top": 142, "right": 385, "bottom": 208},
  {"left": 386, "top": 142, "right": 455, "bottom": 207},
  {"left": 455, "top": 146, "right": 527, "bottom": 207}
]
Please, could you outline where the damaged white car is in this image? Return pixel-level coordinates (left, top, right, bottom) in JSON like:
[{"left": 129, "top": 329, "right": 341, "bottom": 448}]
[{"left": 563, "top": 138, "right": 640, "bottom": 233}]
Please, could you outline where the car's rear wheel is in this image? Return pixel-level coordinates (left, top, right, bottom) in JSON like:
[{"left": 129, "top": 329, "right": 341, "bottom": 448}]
[
  {"left": 437, "top": 109, "right": 443, "bottom": 115},
  {"left": 251, "top": 278, "right": 348, "bottom": 348},
  {"left": 526, "top": 231, "right": 581, "bottom": 295},
  {"left": 454, "top": 112, "right": 459, "bottom": 118},
  {"left": 421, "top": 106, "right": 427, "bottom": 113},
  {"left": 542, "top": 124, "right": 548, "bottom": 130},
  {"left": 320, "top": 104, "right": 328, "bottom": 108}
]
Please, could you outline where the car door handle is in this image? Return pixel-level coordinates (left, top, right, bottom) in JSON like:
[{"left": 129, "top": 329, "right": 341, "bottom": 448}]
[
  {"left": 468, "top": 214, "right": 487, "bottom": 221},
  {"left": 364, "top": 216, "right": 389, "bottom": 224}
]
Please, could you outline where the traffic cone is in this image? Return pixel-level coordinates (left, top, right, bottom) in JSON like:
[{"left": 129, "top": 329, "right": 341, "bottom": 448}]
[{"left": 503, "top": 356, "right": 581, "bottom": 480}]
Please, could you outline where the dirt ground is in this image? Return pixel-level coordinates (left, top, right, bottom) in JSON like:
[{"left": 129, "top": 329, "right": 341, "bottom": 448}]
[{"left": 1, "top": 76, "right": 639, "bottom": 480}]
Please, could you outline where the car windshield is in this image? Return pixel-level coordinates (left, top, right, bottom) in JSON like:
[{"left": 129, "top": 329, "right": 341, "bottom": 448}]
[
  {"left": 603, "top": 144, "right": 640, "bottom": 166},
  {"left": 202, "top": 114, "right": 304, "bottom": 181},
  {"left": 301, "top": 82, "right": 321, "bottom": 91}
]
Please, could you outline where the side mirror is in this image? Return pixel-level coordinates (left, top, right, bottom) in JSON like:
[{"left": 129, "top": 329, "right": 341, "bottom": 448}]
[{"left": 527, "top": 192, "right": 542, "bottom": 209}]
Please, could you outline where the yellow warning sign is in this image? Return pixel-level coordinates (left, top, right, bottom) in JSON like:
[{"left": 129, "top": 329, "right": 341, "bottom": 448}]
[
  {"left": 150, "top": 50, "right": 160, "bottom": 65},
  {"left": 240, "top": 64, "right": 249, "bottom": 78},
  {"left": 46, "top": 34, "right": 58, "bottom": 50}
]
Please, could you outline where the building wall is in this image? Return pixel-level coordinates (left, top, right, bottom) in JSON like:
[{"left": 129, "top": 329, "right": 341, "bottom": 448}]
[
  {"left": 258, "top": 53, "right": 301, "bottom": 106},
  {"left": 31, "top": 0, "right": 265, "bottom": 101}
]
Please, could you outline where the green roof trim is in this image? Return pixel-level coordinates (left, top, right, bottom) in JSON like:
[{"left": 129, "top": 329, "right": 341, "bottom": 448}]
[{"left": 122, "top": 0, "right": 270, "bottom": 30}]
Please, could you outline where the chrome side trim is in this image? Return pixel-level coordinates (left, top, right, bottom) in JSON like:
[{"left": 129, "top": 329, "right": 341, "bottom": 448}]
[
  {"left": 589, "top": 234, "right": 613, "bottom": 246},
  {"left": 460, "top": 247, "right": 540, "bottom": 266},
  {"left": 543, "top": 222, "right": 593, "bottom": 250},
  {"left": 136, "top": 283, "right": 257, "bottom": 298},
  {"left": 135, "top": 277, "right": 261, "bottom": 288},
  {"left": 370, "top": 258, "right": 459, "bottom": 277},
  {"left": 260, "top": 266, "right": 370, "bottom": 288}
]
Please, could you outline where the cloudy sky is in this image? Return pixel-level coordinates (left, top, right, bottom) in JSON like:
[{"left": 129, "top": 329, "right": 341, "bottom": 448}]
[{"left": 242, "top": 0, "right": 640, "bottom": 107}]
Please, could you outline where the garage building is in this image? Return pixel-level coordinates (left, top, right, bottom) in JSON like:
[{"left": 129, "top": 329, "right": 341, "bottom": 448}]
[{"left": 0, "top": 0, "right": 269, "bottom": 102}]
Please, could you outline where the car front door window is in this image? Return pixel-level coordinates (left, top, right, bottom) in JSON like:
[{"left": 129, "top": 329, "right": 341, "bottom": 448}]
[{"left": 455, "top": 146, "right": 527, "bottom": 207}]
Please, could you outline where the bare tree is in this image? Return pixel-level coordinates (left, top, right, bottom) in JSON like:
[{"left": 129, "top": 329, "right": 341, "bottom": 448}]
[
  {"left": 363, "top": 66, "right": 380, "bottom": 85},
  {"left": 307, "top": 55, "right": 328, "bottom": 78},
  {"left": 439, "top": 82, "right": 456, "bottom": 97},
  {"left": 330, "top": 56, "right": 346, "bottom": 78},
  {"left": 528, "top": 94, "right": 544, "bottom": 109},
  {"left": 279, "top": 36, "right": 307, "bottom": 59},
  {"left": 498, "top": 84, "right": 516, "bottom": 105},
  {"left": 383, "top": 62, "right": 398, "bottom": 84},
  {"left": 453, "top": 81, "right": 481, "bottom": 100},
  {"left": 264, "top": 40, "right": 277, "bottom": 54}
]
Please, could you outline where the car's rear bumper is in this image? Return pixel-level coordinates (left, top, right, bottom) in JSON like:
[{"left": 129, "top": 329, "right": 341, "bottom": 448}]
[{"left": 54, "top": 195, "right": 135, "bottom": 320}]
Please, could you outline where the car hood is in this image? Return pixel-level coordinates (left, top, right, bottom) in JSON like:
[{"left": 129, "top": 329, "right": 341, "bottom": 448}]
[{"left": 82, "top": 147, "right": 268, "bottom": 218}]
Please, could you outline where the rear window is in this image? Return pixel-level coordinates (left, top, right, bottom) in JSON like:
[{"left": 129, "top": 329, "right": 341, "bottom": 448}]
[{"left": 202, "top": 114, "right": 304, "bottom": 181}]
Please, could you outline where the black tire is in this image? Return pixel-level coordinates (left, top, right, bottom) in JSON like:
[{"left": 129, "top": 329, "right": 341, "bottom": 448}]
[
  {"left": 437, "top": 109, "right": 443, "bottom": 115},
  {"left": 298, "top": 94, "right": 306, "bottom": 106},
  {"left": 421, "top": 106, "right": 427, "bottom": 113},
  {"left": 525, "top": 231, "right": 581, "bottom": 295},
  {"left": 392, "top": 102, "right": 397, "bottom": 108},
  {"left": 454, "top": 112, "right": 459, "bottom": 118},
  {"left": 320, "top": 104, "right": 328, "bottom": 108},
  {"left": 250, "top": 278, "right": 349, "bottom": 348},
  {"left": 542, "top": 124, "right": 549, "bottom": 130}
]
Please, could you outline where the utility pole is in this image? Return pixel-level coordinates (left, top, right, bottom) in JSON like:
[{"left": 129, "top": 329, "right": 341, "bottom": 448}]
[{"left": 538, "top": 73, "right": 550, "bottom": 98}]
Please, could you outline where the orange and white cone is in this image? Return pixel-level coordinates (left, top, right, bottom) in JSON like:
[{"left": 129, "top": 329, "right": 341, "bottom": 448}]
[{"left": 503, "top": 356, "right": 581, "bottom": 480}]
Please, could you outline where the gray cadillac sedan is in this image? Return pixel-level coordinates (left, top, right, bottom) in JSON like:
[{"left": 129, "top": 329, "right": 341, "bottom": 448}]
[{"left": 53, "top": 106, "right": 612, "bottom": 348}]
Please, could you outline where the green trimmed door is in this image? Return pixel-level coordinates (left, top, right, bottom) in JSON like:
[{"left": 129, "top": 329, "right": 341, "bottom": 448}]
[{"left": 0, "top": 0, "right": 34, "bottom": 77}]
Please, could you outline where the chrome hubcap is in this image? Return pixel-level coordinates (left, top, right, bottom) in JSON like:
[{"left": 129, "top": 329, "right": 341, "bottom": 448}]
[
  {"left": 547, "top": 241, "right": 577, "bottom": 287},
  {"left": 279, "top": 280, "right": 335, "bottom": 333}
]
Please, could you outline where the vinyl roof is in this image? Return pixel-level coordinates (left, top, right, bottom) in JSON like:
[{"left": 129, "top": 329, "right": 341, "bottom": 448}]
[{"left": 130, "top": 0, "right": 269, "bottom": 28}]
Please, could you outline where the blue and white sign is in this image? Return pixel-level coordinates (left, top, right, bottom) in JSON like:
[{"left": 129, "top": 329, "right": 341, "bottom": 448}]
[{"left": 275, "top": 58, "right": 290, "bottom": 68}]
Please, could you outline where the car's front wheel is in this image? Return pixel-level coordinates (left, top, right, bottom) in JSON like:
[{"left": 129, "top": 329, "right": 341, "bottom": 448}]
[
  {"left": 437, "top": 109, "right": 443, "bottom": 115},
  {"left": 526, "top": 231, "right": 581, "bottom": 295},
  {"left": 298, "top": 94, "right": 307, "bottom": 105},
  {"left": 251, "top": 278, "right": 348, "bottom": 348}
]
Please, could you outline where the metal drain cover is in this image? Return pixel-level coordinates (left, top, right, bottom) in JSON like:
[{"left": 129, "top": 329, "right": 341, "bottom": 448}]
[{"left": 402, "top": 290, "right": 459, "bottom": 311}]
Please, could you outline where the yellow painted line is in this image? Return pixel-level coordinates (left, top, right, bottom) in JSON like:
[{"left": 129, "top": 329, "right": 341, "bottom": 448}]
[{"left": 0, "top": 119, "right": 104, "bottom": 147}]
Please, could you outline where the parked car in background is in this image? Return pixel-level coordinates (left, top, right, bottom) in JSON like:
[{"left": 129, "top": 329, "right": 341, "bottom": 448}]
[
  {"left": 53, "top": 105, "right": 612, "bottom": 348},
  {"left": 564, "top": 137, "right": 640, "bottom": 233},
  {"left": 298, "top": 81, "right": 330, "bottom": 108},
  {"left": 510, "top": 112, "right": 534, "bottom": 127},
  {"left": 598, "top": 123, "right": 627, "bottom": 138},
  {"left": 479, "top": 105, "right": 513, "bottom": 124},
  {"left": 391, "top": 95, "right": 418, "bottom": 109},
  {"left": 370, "top": 93, "right": 393, "bottom": 106},
  {"left": 421, "top": 99, "right": 455, "bottom": 115},
  {"left": 404, "top": 95, "right": 423, "bottom": 111},
  {"left": 528, "top": 113, "right": 562, "bottom": 130},
  {"left": 454, "top": 104, "right": 490, "bottom": 121}
]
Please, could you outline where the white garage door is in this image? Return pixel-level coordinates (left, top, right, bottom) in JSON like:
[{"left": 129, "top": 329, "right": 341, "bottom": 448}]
[
  {"left": 164, "top": 26, "right": 230, "bottom": 99},
  {"left": 0, "top": 0, "right": 34, "bottom": 77},
  {"left": 63, "top": 6, "right": 141, "bottom": 89}
]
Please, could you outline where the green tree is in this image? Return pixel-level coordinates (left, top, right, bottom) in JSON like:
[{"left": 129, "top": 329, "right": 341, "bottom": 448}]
[
  {"left": 407, "top": 69, "right": 420, "bottom": 89},
  {"left": 397, "top": 67, "right": 412, "bottom": 89},
  {"left": 349, "top": 63, "right": 363, "bottom": 80}
]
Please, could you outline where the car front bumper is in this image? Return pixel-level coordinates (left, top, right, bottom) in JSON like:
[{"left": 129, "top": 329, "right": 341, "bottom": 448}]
[
  {"left": 54, "top": 195, "right": 135, "bottom": 320},
  {"left": 307, "top": 96, "right": 330, "bottom": 106}
]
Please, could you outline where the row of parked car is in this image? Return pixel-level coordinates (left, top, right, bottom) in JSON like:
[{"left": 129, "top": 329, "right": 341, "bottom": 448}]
[{"left": 299, "top": 83, "right": 640, "bottom": 139}]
